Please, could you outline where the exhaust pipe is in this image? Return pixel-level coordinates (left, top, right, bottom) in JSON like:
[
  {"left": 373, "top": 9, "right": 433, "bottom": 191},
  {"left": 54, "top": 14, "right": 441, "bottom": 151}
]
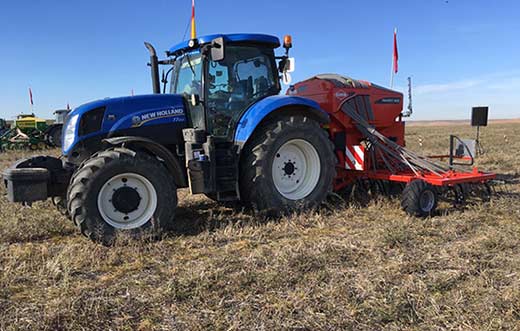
[{"left": 144, "top": 42, "right": 161, "bottom": 94}]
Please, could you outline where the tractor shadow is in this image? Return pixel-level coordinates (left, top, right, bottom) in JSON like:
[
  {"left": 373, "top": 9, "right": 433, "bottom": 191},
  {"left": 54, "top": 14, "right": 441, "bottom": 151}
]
[
  {"left": 166, "top": 200, "right": 268, "bottom": 237},
  {"left": 164, "top": 173, "right": 520, "bottom": 237},
  {"left": 166, "top": 198, "right": 346, "bottom": 237}
]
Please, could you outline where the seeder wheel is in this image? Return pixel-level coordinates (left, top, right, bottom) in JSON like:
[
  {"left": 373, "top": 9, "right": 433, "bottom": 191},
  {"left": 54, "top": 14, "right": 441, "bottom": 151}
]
[
  {"left": 471, "top": 182, "right": 493, "bottom": 202},
  {"left": 401, "top": 180, "right": 438, "bottom": 217},
  {"left": 447, "top": 183, "right": 468, "bottom": 207}
]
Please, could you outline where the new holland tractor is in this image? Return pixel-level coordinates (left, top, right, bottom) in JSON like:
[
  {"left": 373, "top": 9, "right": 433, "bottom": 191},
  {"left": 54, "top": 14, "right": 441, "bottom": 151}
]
[
  {"left": 3, "top": 34, "right": 337, "bottom": 244},
  {"left": 3, "top": 33, "right": 496, "bottom": 245}
]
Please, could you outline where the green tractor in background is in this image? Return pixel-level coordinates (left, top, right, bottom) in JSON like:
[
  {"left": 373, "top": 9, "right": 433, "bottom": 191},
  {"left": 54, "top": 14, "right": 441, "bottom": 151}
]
[{"left": 0, "top": 111, "right": 69, "bottom": 151}]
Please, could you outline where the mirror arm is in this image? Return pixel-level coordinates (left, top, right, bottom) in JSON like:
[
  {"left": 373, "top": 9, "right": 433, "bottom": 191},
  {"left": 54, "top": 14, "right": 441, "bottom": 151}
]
[
  {"left": 201, "top": 44, "right": 211, "bottom": 56},
  {"left": 278, "top": 56, "right": 288, "bottom": 73}
]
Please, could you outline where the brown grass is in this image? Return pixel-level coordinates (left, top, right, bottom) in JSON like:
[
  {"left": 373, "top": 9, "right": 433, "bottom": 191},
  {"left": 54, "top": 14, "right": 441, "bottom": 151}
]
[{"left": 1, "top": 123, "right": 519, "bottom": 330}]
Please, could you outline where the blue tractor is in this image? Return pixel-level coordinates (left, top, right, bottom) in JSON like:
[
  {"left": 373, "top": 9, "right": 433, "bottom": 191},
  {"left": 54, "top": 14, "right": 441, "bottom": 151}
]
[{"left": 3, "top": 34, "right": 335, "bottom": 244}]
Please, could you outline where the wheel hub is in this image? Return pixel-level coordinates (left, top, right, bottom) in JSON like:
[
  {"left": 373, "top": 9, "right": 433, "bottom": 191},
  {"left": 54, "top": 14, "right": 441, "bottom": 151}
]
[
  {"left": 419, "top": 190, "right": 435, "bottom": 212},
  {"left": 111, "top": 186, "right": 141, "bottom": 214},
  {"left": 283, "top": 161, "right": 296, "bottom": 176}
]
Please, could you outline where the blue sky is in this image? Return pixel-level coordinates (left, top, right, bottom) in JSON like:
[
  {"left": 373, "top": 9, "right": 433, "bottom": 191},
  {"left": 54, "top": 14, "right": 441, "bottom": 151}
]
[{"left": 0, "top": 0, "right": 519, "bottom": 120}]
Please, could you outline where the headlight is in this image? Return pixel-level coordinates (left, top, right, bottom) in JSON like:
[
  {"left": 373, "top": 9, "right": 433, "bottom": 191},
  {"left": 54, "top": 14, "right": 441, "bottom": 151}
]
[{"left": 63, "top": 114, "right": 79, "bottom": 152}]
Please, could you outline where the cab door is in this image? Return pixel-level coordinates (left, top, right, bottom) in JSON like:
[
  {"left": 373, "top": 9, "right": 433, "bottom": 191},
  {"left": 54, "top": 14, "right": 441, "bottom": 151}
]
[{"left": 205, "top": 45, "right": 280, "bottom": 140}]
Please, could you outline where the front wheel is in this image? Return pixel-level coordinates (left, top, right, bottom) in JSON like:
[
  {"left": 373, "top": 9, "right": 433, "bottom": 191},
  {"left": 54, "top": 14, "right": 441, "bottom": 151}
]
[
  {"left": 239, "top": 115, "right": 336, "bottom": 213},
  {"left": 67, "top": 148, "right": 177, "bottom": 245}
]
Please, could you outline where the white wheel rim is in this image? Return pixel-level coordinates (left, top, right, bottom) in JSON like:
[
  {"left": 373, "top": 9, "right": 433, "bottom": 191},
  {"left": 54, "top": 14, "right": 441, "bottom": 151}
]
[
  {"left": 97, "top": 173, "right": 158, "bottom": 229},
  {"left": 271, "top": 139, "right": 321, "bottom": 200}
]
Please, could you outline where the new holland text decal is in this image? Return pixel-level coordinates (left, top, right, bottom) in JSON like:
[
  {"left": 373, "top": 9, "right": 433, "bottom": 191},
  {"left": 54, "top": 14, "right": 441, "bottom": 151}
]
[{"left": 131, "top": 108, "right": 185, "bottom": 127}]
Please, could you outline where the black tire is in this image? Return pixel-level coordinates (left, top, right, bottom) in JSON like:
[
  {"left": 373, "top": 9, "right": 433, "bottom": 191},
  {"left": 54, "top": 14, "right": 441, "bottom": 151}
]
[
  {"left": 49, "top": 125, "right": 63, "bottom": 147},
  {"left": 401, "top": 180, "right": 438, "bottom": 217},
  {"left": 52, "top": 196, "right": 71, "bottom": 219},
  {"left": 239, "top": 115, "right": 336, "bottom": 213},
  {"left": 67, "top": 148, "right": 177, "bottom": 245}
]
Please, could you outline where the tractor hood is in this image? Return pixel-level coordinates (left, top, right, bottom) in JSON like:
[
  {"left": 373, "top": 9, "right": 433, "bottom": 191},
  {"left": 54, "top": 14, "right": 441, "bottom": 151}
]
[{"left": 62, "top": 94, "right": 187, "bottom": 155}]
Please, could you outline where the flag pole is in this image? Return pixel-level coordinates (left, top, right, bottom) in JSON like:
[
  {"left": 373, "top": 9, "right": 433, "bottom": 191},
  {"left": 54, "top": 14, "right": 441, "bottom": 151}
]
[
  {"left": 390, "top": 61, "right": 394, "bottom": 88},
  {"left": 29, "top": 87, "right": 34, "bottom": 114},
  {"left": 191, "top": 0, "right": 196, "bottom": 39}
]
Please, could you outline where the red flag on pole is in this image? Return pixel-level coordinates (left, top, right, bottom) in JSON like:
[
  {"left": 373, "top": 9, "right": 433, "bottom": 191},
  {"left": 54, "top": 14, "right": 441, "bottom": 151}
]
[
  {"left": 29, "top": 88, "right": 34, "bottom": 106},
  {"left": 393, "top": 28, "right": 399, "bottom": 74},
  {"left": 190, "top": 0, "right": 196, "bottom": 39}
]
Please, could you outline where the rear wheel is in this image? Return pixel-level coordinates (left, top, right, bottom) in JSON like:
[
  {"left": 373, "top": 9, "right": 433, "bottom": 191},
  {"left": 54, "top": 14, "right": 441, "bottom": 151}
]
[
  {"left": 67, "top": 148, "right": 177, "bottom": 245},
  {"left": 49, "top": 126, "right": 63, "bottom": 147},
  {"left": 240, "top": 115, "right": 335, "bottom": 213},
  {"left": 401, "top": 180, "right": 438, "bottom": 217}
]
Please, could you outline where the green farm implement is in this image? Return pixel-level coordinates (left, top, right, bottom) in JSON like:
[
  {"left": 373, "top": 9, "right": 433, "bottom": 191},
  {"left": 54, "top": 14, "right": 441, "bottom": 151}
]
[{"left": 0, "top": 114, "right": 50, "bottom": 152}]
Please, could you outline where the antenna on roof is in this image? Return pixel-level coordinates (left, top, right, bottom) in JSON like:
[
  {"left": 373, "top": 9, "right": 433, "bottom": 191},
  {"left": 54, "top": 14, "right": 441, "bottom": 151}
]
[
  {"left": 403, "top": 76, "right": 413, "bottom": 117},
  {"left": 191, "top": 0, "right": 196, "bottom": 40}
]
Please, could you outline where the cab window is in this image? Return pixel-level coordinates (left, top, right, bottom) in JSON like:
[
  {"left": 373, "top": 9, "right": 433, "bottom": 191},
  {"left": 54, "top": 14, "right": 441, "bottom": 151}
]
[{"left": 206, "top": 45, "right": 278, "bottom": 137}]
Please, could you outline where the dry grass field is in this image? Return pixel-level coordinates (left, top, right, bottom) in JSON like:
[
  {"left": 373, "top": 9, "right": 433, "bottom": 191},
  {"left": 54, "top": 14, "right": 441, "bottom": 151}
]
[{"left": 1, "top": 123, "right": 519, "bottom": 330}]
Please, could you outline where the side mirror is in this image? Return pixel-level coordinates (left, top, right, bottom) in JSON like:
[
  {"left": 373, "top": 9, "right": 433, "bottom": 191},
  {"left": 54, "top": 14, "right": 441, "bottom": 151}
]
[
  {"left": 280, "top": 58, "right": 295, "bottom": 85},
  {"left": 284, "top": 57, "right": 295, "bottom": 73},
  {"left": 210, "top": 37, "right": 225, "bottom": 62}
]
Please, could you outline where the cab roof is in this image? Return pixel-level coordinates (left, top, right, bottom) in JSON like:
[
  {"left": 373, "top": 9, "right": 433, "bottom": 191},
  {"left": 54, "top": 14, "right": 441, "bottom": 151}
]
[{"left": 168, "top": 33, "right": 280, "bottom": 56}]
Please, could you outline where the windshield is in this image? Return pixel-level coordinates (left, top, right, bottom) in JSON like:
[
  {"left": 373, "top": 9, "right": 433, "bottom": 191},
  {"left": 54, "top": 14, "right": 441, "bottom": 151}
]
[
  {"left": 170, "top": 52, "right": 204, "bottom": 129},
  {"left": 171, "top": 52, "right": 202, "bottom": 95}
]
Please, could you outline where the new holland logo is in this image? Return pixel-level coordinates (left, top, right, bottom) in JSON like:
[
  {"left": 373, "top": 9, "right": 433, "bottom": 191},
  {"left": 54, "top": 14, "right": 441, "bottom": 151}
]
[
  {"left": 132, "top": 116, "right": 141, "bottom": 126},
  {"left": 131, "top": 108, "right": 185, "bottom": 127}
]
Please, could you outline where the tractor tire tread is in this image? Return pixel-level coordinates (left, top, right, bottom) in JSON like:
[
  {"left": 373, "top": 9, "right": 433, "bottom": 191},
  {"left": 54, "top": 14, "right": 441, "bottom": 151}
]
[
  {"left": 67, "top": 147, "right": 176, "bottom": 245},
  {"left": 239, "top": 115, "right": 336, "bottom": 213}
]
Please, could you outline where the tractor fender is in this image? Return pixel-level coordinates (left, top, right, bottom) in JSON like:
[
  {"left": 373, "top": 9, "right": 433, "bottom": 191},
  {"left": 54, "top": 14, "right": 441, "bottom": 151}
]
[
  {"left": 234, "top": 95, "right": 329, "bottom": 150},
  {"left": 103, "top": 136, "right": 187, "bottom": 188}
]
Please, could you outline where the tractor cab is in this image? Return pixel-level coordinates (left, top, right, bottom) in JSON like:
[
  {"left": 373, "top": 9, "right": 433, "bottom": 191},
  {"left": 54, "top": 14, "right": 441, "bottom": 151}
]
[{"left": 150, "top": 34, "right": 292, "bottom": 141}]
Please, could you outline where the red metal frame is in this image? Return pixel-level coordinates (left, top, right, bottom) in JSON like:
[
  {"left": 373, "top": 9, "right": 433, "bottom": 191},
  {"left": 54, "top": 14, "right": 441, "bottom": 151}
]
[
  {"left": 288, "top": 75, "right": 496, "bottom": 191},
  {"left": 428, "top": 155, "right": 473, "bottom": 161},
  {"left": 365, "top": 168, "right": 495, "bottom": 186}
]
